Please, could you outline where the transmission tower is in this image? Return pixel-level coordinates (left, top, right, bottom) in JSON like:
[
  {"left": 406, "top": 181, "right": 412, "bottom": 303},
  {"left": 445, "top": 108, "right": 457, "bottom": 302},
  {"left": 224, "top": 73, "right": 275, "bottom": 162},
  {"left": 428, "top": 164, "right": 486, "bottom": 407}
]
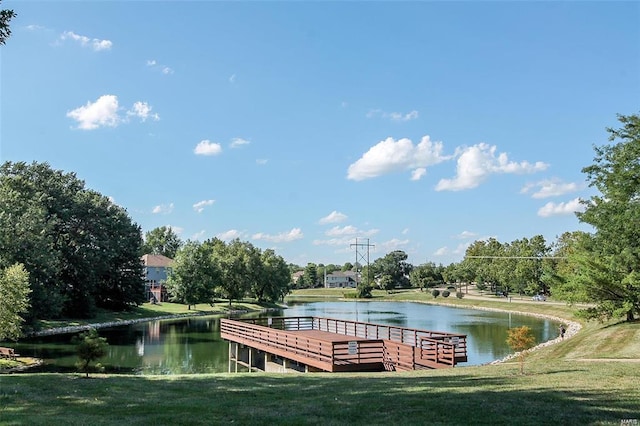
[{"left": 350, "top": 238, "right": 375, "bottom": 287}]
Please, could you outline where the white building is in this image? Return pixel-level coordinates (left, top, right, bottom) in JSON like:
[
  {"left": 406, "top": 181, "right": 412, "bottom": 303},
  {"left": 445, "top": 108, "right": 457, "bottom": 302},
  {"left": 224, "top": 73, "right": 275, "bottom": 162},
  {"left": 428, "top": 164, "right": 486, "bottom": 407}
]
[{"left": 324, "top": 271, "right": 358, "bottom": 288}]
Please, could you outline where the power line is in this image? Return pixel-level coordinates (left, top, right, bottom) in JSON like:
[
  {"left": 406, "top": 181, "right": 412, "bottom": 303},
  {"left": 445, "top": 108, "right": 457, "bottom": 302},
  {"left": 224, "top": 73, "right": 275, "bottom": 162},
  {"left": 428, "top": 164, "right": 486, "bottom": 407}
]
[{"left": 466, "top": 256, "right": 566, "bottom": 259}]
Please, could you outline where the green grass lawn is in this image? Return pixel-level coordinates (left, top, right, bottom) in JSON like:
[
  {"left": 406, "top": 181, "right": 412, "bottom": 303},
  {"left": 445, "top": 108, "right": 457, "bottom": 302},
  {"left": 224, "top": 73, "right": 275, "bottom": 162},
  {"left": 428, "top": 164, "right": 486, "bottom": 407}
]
[
  {"left": 35, "top": 300, "right": 276, "bottom": 331},
  {"left": 1, "top": 291, "right": 639, "bottom": 425}
]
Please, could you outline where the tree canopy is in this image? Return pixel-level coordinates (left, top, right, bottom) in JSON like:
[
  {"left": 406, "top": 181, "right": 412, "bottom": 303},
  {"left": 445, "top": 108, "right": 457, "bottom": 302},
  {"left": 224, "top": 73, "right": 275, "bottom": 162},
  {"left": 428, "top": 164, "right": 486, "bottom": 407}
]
[
  {"left": 0, "top": 263, "right": 31, "bottom": 341},
  {"left": 167, "top": 238, "right": 291, "bottom": 306},
  {"left": 0, "top": 1, "right": 16, "bottom": 46},
  {"left": 571, "top": 113, "right": 640, "bottom": 321},
  {"left": 142, "top": 226, "right": 182, "bottom": 259},
  {"left": 0, "top": 161, "right": 145, "bottom": 320}
]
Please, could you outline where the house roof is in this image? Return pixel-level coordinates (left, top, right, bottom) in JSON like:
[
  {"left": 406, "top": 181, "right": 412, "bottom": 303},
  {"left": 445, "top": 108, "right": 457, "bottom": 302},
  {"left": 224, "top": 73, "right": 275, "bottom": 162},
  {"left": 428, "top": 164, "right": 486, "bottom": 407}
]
[
  {"left": 327, "top": 271, "right": 356, "bottom": 278},
  {"left": 141, "top": 254, "right": 174, "bottom": 267}
]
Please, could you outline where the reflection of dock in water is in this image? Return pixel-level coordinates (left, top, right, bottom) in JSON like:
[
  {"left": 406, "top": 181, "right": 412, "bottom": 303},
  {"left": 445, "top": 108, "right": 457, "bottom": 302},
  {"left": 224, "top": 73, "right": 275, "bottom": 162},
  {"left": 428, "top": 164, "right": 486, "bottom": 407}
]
[{"left": 221, "top": 316, "right": 467, "bottom": 373}]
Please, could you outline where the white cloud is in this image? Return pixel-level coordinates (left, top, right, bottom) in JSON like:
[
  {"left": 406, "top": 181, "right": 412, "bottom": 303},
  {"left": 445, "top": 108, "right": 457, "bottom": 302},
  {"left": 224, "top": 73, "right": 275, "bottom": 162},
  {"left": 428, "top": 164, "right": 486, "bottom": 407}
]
[
  {"left": 216, "top": 229, "right": 246, "bottom": 241},
  {"left": 319, "top": 211, "right": 348, "bottom": 225},
  {"left": 60, "top": 31, "right": 112, "bottom": 51},
  {"left": 377, "top": 238, "right": 410, "bottom": 252},
  {"left": 127, "top": 101, "right": 160, "bottom": 122},
  {"left": 325, "top": 226, "right": 378, "bottom": 237},
  {"left": 435, "top": 143, "right": 548, "bottom": 191},
  {"left": 312, "top": 237, "right": 354, "bottom": 247},
  {"left": 388, "top": 110, "right": 419, "bottom": 122},
  {"left": 230, "top": 138, "right": 250, "bottom": 148},
  {"left": 326, "top": 225, "right": 358, "bottom": 236},
  {"left": 252, "top": 228, "right": 304, "bottom": 243},
  {"left": 194, "top": 140, "right": 222, "bottom": 156},
  {"left": 191, "top": 230, "right": 207, "bottom": 241},
  {"left": 454, "top": 230, "right": 477, "bottom": 240},
  {"left": 411, "top": 168, "right": 427, "bottom": 181},
  {"left": 67, "top": 95, "right": 120, "bottom": 130},
  {"left": 434, "top": 246, "right": 449, "bottom": 256},
  {"left": 256, "top": 159, "right": 268, "bottom": 165},
  {"left": 166, "top": 225, "right": 184, "bottom": 235},
  {"left": 146, "top": 59, "right": 173, "bottom": 75},
  {"left": 366, "top": 109, "right": 419, "bottom": 122},
  {"left": 347, "top": 136, "right": 449, "bottom": 181},
  {"left": 26, "top": 24, "right": 45, "bottom": 31},
  {"left": 537, "top": 197, "right": 585, "bottom": 217},
  {"left": 152, "top": 203, "right": 174, "bottom": 214},
  {"left": 67, "top": 95, "right": 159, "bottom": 130},
  {"left": 435, "top": 242, "right": 470, "bottom": 258},
  {"left": 521, "top": 179, "right": 581, "bottom": 199},
  {"left": 229, "top": 74, "right": 237, "bottom": 83},
  {"left": 193, "top": 199, "right": 215, "bottom": 213},
  {"left": 402, "top": 228, "right": 409, "bottom": 235},
  {"left": 313, "top": 228, "right": 379, "bottom": 246}
]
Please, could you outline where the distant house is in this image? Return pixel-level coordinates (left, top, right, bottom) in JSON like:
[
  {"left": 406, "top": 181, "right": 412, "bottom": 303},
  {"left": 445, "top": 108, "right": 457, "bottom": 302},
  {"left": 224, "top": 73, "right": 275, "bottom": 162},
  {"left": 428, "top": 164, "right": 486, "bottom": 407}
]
[
  {"left": 141, "top": 254, "right": 174, "bottom": 303},
  {"left": 324, "top": 271, "right": 358, "bottom": 289},
  {"left": 292, "top": 271, "right": 304, "bottom": 285}
]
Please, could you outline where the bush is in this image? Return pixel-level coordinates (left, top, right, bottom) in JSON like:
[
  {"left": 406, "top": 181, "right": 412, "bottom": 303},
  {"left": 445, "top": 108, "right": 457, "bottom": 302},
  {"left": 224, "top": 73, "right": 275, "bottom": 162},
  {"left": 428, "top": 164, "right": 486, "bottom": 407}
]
[
  {"left": 456, "top": 292, "right": 464, "bottom": 299},
  {"left": 73, "top": 328, "right": 108, "bottom": 378},
  {"left": 442, "top": 290, "right": 450, "bottom": 298},
  {"left": 431, "top": 289, "right": 440, "bottom": 298}
]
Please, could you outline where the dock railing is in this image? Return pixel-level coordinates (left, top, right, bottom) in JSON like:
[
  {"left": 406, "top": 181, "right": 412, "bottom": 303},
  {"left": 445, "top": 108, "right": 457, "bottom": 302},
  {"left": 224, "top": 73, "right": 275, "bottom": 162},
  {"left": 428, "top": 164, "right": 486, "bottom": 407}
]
[{"left": 227, "top": 316, "right": 467, "bottom": 368}]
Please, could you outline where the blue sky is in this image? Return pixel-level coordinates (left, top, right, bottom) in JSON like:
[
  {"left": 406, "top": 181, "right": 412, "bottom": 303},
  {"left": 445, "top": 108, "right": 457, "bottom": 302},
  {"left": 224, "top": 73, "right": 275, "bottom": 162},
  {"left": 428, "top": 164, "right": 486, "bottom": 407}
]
[{"left": 2, "top": 1, "right": 639, "bottom": 267}]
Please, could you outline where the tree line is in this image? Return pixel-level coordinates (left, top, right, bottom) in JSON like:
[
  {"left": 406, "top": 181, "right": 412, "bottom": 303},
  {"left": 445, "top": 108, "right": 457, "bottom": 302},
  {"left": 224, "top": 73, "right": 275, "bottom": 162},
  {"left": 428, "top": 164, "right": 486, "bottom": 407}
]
[{"left": 166, "top": 238, "right": 291, "bottom": 308}]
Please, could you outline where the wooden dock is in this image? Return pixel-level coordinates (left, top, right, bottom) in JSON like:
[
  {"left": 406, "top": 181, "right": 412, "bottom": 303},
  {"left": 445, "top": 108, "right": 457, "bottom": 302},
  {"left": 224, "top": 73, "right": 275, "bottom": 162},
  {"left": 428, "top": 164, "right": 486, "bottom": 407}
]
[{"left": 220, "top": 316, "right": 467, "bottom": 373}]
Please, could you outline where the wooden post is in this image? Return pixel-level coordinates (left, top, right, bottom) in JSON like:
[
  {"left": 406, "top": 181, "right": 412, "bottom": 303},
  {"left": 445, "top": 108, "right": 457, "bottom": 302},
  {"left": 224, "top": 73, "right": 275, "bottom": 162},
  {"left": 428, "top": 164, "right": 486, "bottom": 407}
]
[
  {"left": 248, "top": 347, "right": 253, "bottom": 373},
  {"left": 235, "top": 343, "right": 239, "bottom": 373},
  {"left": 228, "top": 342, "right": 232, "bottom": 373}
]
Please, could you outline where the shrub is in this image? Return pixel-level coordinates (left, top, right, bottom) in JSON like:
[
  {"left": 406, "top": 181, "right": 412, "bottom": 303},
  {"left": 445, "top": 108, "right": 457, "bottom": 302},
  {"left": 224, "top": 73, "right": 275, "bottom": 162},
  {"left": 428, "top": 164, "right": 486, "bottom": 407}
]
[
  {"left": 456, "top": 292, "right": 464, "bottom": 299},
  {"left": 431, "top": 289, "right": 440, "bottom": 298},
  {"left": 73, "top": 328, "right": 108, "bottom": 378},
  {"left": 442, "top": 290, "right": 450, "bottom": 298}
]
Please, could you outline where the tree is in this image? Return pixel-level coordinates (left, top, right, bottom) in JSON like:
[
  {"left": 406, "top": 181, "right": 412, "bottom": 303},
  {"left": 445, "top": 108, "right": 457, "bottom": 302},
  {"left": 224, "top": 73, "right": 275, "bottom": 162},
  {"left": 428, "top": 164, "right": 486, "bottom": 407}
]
[
  {"left": 73, "top": 328, "right": 108, "bottom": 378},
  {"left": 304, "top": 263, "right": 318, "bottom": 288},
  {"left": 251, "top": 249, "right": 291, "bottom": 303},
  {"left": 0, "top": 162, "right": 146, "bottom": 320},
  {"left": 506, "top": 326, "right": 536, "bottom": 374},
  {"left": 372, "top": 250, "right": 413, "bottom": 289},
  {"left": 0, "top": 263, "right": 31, "bottom": 341},
  {"left": 0, "top": 1, "right": 16, "bottom": 46},
  {"left": 166, "top": 241, "right": 219, "bottom": 309},
  {"left": 410, "top": 262, "right": 444, "bottom": 291},
  {"left": 142, "top": 226, "right": 182, "bottom": 259},
  {"left": 575, "top": 113, "right": 640, "bottom": 321}
]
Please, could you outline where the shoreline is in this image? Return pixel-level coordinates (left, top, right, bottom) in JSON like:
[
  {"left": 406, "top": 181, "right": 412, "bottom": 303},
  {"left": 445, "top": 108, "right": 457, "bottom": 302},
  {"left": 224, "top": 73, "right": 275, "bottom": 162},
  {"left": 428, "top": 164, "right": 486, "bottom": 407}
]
[{"left": 20, "top": 299, "right": 580, "bottom": 369}]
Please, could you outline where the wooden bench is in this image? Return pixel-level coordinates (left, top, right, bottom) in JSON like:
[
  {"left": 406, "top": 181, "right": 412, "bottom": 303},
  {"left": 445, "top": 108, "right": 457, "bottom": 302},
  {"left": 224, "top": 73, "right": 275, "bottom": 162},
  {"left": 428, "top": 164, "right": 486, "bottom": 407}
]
[{"left": 0, "top": 347, "right": 19, "bottom": 360}]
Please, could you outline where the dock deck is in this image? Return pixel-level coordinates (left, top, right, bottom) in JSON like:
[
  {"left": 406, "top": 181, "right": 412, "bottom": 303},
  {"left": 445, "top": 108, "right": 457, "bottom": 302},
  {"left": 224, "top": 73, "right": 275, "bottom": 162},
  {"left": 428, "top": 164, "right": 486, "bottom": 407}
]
[{"left": 221, "top": 316, "right": 467, "bottom": 373}]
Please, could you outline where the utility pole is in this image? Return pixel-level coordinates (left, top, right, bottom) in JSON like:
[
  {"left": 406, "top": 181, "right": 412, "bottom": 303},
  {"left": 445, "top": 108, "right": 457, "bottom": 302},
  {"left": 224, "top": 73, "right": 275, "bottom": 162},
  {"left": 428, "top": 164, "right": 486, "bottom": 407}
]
[{"left": 350, "top": 238, "right": 375, "bottom": 290}]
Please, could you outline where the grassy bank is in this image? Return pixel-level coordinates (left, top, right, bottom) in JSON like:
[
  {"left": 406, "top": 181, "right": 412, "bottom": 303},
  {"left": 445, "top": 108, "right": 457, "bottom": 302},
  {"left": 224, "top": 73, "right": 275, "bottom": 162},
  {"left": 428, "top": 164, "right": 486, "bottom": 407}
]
[
  {"left": 34, "top": 300, "right": 277, "bottom": 331},
  {"left": 1, "top": 290, "right": 639, "bottom": 425}
]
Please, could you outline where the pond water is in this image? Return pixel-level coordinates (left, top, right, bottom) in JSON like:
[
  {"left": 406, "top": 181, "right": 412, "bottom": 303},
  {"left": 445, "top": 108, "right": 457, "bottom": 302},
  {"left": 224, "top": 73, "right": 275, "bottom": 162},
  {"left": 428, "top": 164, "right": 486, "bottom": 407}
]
[{"left": 14, "top": 301, "right": 560, "bottom": 374}]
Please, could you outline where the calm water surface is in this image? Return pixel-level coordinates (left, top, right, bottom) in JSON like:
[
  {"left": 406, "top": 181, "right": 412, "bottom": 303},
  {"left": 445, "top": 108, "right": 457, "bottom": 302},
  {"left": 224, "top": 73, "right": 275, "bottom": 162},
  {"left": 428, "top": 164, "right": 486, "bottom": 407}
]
[{"left": 15, "top": 301, "right": 559, "bottom": 374}]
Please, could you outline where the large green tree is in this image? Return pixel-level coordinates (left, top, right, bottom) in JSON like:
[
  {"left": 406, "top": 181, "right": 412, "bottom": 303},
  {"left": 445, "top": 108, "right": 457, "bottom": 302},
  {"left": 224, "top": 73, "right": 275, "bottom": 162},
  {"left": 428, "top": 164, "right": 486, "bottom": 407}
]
[
  {"left": 166, "top": 241, "right": 219, "bottom": 309},
  {"left": 0, "top": 263, "right": 31, "bottom": 341},
  {"left": 0, "top": 161, "right": 145, "bottom": 319},
  {"left": 0, "top": 1, "right": 16, "bottom": 46},
  {"left": 372, "top": 250, "right": 413, "bottom": 290},
  {"left": 142, "top": 226, "right": 182, "bottom": 259},
  {"left": 573, "top": 113, "right": 640, "bottom": 321},
  {"left": 251, "top": 249, "right": 291, "bottom": 302}
]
